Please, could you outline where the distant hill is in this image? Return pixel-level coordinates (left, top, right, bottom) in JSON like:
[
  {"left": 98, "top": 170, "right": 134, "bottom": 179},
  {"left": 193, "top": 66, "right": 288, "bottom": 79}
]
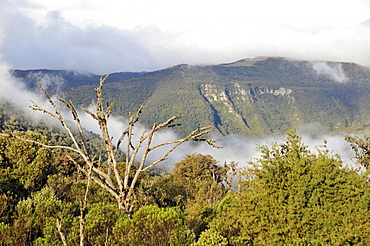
[
  {"left": 12, "top": 57, "right": 370, "bottom": 137},
  {"left": 11, "top": 69, "right": 148, "bottom": 90}
]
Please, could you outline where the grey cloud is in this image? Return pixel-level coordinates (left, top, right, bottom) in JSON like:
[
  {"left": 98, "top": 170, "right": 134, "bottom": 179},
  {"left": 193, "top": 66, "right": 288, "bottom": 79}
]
[
  {"left": 3, "top": 1, "right": 370, "bottom": 75},
  {"left": 0, "top": 3, "right": 170, "bottom": 73},
  {"left": 22, "top": 71, "right": 65, "bottom": 91},
  {"left": 3, "top": 0, "right": 370, "bottom": 75}
]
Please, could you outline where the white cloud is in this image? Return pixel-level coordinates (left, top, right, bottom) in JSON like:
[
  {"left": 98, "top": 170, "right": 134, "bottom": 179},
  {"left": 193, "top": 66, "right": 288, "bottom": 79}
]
[
  {"left": 2, "top": 0, "right": 370, "bottom": 74},
  {"left": 25, "top": 0, "right": 370, "bottom": 30},
  {"left": 311, "top": 62, "right": 347, "bottom": 83}
]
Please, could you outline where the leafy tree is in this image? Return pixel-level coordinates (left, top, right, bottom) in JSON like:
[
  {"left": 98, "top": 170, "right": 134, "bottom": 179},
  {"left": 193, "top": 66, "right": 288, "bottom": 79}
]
[
  {"left": 172, "top": 153, "right": 236, "bottom": 236},
  {"left": 0, "top": 130, "right": 53, "bottom": 193},
  {"left": 112, "top": 205, "right": 186, "bottom": 245},
  {"left": 0, "top": 130, "right": 54, "bottom": 225},
  {"left": 172, "top": 153, "right": 235, "bottom": 205},
  {"left": 141, "top": 174, "right": 187, "bottom": 208},
  {"left": 7, "top": 187, "right": 67, "bottom": 245},
  {"left": 84, "top": 202, "right": 120, "bottom": 245},
  {"left": 193, "top": 228, "right": 228, "bottom": 246},
  {"left": 211, "top": 131, "right": 370, "bottom": 245},
  {"left": 173, "top": 153, "right": 231, "bottom": 185},
  {"left": 0, "top": 222, "right": 11, "bottom": 245}
]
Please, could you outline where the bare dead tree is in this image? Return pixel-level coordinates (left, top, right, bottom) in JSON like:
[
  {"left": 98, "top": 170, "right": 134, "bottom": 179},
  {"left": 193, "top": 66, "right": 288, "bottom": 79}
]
[{"left": 1, "top": 75, "right": 219, "bottom": 214}]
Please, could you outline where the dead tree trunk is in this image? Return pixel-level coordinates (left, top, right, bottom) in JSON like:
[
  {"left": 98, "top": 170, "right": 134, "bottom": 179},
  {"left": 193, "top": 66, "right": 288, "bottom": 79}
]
[{"left": 2, "top": 75, "right": 219, "bottom": 214}]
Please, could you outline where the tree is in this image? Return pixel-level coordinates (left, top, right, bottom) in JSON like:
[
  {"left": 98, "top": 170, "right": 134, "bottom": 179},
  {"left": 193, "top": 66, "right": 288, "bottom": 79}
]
[
  {"left": 7, "top": 187, "right": 66, "bottom": 245},
  {"left": 0, "top": 130, "right": 53, "bottom": 193},
  {"left": 193, "top": 228, "right": 228, "bottom": 246},
  {"left": 172, "top": 153, "right": 235, "bottom": 204},
  {"left": 0, "top": 130, "right": 54, "bottom": 225},
  {"left": 173, "top": 153, "right": 232, "bottom": 185},
  {"left": 0, "top": 75, "right": 219, "bottom": 214},
  {"left": 210, "top": 131, "right": 370, "bottom": 245},
  {"left": 172, "top": 154, "right": 236, "bottom": 237},
  {"left": 84, "top": 202, "right": 120, "bottom": 245},
  {"left": 112, "top": 205, "right": 184, "bottom": 245}
]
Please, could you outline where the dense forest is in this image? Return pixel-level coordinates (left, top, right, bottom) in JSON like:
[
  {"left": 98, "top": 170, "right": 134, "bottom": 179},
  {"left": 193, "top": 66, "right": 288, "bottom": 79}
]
[{"left": 1, "top": 76, "right": 370, "bottom": 245}]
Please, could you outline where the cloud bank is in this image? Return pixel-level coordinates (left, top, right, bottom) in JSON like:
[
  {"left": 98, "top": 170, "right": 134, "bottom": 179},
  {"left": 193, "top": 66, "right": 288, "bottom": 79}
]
[{"left": 1, "top": 0, "right": 370, "bottom": 74}]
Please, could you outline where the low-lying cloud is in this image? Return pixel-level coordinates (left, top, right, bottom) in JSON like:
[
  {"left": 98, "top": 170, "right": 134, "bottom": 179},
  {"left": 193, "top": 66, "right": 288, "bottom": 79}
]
[{"left": 311, "top": 62, "right": 348, "bottom": 83}]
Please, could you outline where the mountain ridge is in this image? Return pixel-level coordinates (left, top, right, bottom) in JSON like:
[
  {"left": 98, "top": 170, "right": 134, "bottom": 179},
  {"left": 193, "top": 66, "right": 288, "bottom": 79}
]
[{"left": 10, "top": 57, "right": 370, "bottom": 137}]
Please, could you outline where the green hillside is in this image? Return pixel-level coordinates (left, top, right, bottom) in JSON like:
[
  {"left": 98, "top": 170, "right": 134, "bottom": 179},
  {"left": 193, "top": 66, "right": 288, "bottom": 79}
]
[{"left": 14, "top": 57, "right": 370, "bottom": 137}]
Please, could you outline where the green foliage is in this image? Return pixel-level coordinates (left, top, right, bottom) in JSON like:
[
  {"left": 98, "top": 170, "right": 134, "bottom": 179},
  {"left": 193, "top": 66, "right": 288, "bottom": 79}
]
[
  {"left": 173, "top": 153, "right": 229, "bottom": 184},
  {"left": 2, "top": 92, "right": 370, "bottom": 245},
  {"left": 210, "top": 131, "right": 370, "bottom": 245},
  {"left": 0, "top": 129, "right": 56, "bottom": 225},
  {"left": 0, "top": 222, "right": 11, "bottom": 245},
  {"left": 0, "top": 130, "right": 53, "bottom": 192},
  {"left": 172, "top": 154, "right": 234, "bottom": 205},
  {"left": 193, "top": 228, "right": 228, "bottom": 246},
  {"left": 289, "top": 237, "right": 321, "bottom": 246},
  {"left": 9, "top": 187, "right": 66, "bottom": 245},
  {"left": 171, "top": 154, "right": 235, "bottom": 237},
  {"left": 112, "top": 205, "right": 184, "bottom": 246},
  {"left": 85, "top": 202, "right": 120, "bottom": 245},
  {"left": 142, "top": 174, "right": 188, "bottom": 208}
]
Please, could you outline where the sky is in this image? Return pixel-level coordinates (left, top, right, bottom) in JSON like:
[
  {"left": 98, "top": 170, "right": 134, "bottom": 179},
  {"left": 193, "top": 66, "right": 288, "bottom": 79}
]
[{"left": 1, "top": 0, "right": 370, "bottom": 74}]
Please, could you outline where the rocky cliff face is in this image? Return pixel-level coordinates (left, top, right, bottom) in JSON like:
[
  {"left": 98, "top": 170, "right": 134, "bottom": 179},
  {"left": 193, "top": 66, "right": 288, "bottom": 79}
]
[
  {"left": 200, "top": 83, "right": 293, "bottom": 102},
  {"left": 198, "top": 82, "right": 298, "bottom": 135}
]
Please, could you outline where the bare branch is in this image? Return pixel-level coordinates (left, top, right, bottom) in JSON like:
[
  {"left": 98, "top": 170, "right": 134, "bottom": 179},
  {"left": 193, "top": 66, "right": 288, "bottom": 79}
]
[
  {"left": 29, "top": 83, "right": 87, "bottom": 157},
  {"left": 56, "top": 219, "right": 68, "bottom": 246},
  {"left": 115, "top": 106, "right": 143, "bottom": 153},
  {"left": 64, "top": 154, "right": 119, "bottom": 200},
  {"left": 59, "top": 98, "right": 90, "bottom": 158},
  {"left": 0, "top": 132, "right": 82, "bottom": 154}
]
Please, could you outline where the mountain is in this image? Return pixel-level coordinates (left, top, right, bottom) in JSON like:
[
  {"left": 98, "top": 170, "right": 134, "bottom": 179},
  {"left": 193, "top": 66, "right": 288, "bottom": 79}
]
[
  {"left": 11, "top": 69, "right": 148, "bottom": 90},
  {"left": 12, "top": 57, "right": 370, "bottom": 137}
]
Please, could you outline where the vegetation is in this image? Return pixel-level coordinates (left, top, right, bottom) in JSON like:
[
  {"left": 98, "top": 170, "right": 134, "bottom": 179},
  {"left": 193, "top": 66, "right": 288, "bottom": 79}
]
[
  {"left": 1, "top": 100, "right": 369, "bottom": 245},
  {"left": 2, "top": 63, "right": 370, "bottom": 244},
  {"left": 209, "top": 132, "right": 370, "bottom": 245}
]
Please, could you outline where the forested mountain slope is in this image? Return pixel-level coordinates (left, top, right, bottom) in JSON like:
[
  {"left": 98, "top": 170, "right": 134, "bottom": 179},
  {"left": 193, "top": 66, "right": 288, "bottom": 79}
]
[{"left": 13, "top": 57, "right": 370, "bottom": 137}]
